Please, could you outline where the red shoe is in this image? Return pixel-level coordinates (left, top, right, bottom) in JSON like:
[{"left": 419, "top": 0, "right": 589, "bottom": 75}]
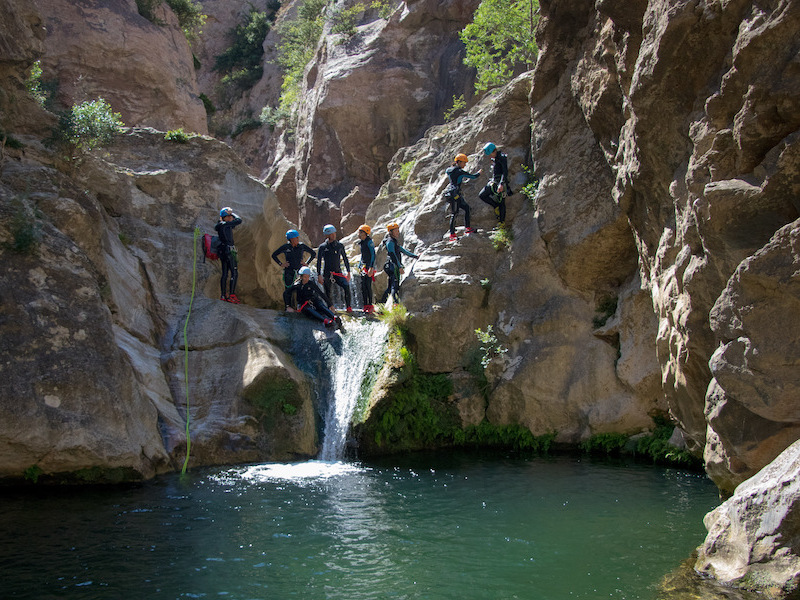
[
  {"left": 227, "top": 294, "right": 241, "bottom": 304},
  {"left": 346, "top": 306, "right": 353, "bottom": 313},
  {"left": 323, "top": 318, "right": 334, "bottom": 328},
  {"left": 449, "top": 234, "right": 458, "bottom": 241},
  {"left": 465, "top": 227, "right": 477, "bottom": 234},
  {"left": 363, "top": 304, "right": 373, "bottom": 314},
  {"left": 220, "top": 296, "right": 228, "bottom": 302}
]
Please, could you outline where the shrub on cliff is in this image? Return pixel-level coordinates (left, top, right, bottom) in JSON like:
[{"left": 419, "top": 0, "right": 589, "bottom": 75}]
[
  {"left": 56, "top": 98, "right": 125, "bottom": 153},
  {"left": 460, "top": 0, "right": 539, "bottom": 91}
]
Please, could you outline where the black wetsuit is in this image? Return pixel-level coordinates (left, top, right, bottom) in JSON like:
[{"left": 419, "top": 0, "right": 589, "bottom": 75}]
[
  {"left": 316, "top": 239, "right": 352, "bottom": 308},
  {"left": 357, "top": 235, "right": 376, "bottom": 306},
  {"left": 272, "top": 242, "right": 316, "bottom": 307},
  {"left": 380, "top": 233, "right": 418, "bottom": 303},
  {"left": 288, "top": 279, "right": 336, "bottom": 324},
  {"left": 215, "top": 215, "right": 242, "bottom": 298},
  {"left": 479, "top": 151, "right": 512, "bottom": 223},
  {"left": 445, "top": 165, "right": 479, "bottom": 235}
]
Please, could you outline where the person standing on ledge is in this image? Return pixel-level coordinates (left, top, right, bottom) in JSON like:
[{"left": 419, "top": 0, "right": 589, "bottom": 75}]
[
  {"left": 316, "top": 224, "right": 352, "bottom": 313},
  {"left": 271, "top": 229, "right": 316, "bottom": 311},
  {"left": 444, "top": 153, "right": 480, "bottom": 241},
  {"left": 380, "top": 223, "right": 419, "bottom": 304},
  {"left": 479, "top": 142, "right": 513, "bottom": 224},
  {"left": 356, "top": 224, "right": 376, "bottom": 314},
  {"left": 215, "top": 206, "right": 242, "bottom": 303}
]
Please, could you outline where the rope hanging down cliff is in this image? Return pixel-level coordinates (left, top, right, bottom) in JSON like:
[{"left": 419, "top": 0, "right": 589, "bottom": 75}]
[{"left": 181, "top": 227, "right": 201, "bottom": 475}]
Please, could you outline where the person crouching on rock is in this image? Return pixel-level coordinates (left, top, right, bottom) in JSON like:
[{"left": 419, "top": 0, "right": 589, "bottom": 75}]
[
  {"left": 444, "top": 153, "right": 480, "bottom": 241},
  {"left": 289, "top": 266, "right": 343, "bottom": 330},
  {"left": 478, "top": 142, "right": 513, "bottom": 224},
  {"left": 271, "top": 229, "right": 316, "bottom": 312},
  {"left": 356, "top": 224, "right": 376, "bottom": 313},
  {"left": 316, "top": 224, "right": 353, "bottom": 313},
  {"left": 216, "top": 206, "right": 242, "bottom": 303},
  {"left": 379, "top": 222, "right": 419, "bottom": 304}
]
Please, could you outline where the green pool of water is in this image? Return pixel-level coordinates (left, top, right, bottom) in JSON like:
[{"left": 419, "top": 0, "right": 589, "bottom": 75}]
[{"left": 0, "top": 453, "right": 719, "bottom": 599}]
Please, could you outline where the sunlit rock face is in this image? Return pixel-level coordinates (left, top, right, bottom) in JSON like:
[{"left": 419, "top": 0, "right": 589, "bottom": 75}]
[
  {"left": 262, "top": 0, "right": 481, "bottom": 245},
  {"left": 0, "top": 128, "right": 318, "bottom": 481},
  {"left": 531, "top": 0, "right": 800, "bottom": 493},
  {"left": 35, "top": 0, "right": 207, "bottom": 134}
]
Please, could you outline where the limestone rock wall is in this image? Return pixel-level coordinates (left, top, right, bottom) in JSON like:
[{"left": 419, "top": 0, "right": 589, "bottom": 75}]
[
  {"left": 34, "top": 0, "right": 208, "bottom": 134},
  {"left": 531, "top": 0, "right": 800, "bottom": 494}
]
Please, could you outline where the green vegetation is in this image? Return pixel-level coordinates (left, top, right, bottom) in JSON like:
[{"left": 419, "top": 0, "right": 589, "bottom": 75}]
[
  {"left": 0, "top": 130, "right": 23, "bottom": 150},
  {"left": 57, "top": 98, "right": 125, "bottom": 152},
  {"left": 460, "top": 0, "right": 539, "bottom": 92},
  {"left": 23, "top": 465, "right": 43, "bottom": 483},
  {"left": 454, "top": 423, "right": 556, "bottom": 452},
  {"left": 489, "top": 223, "right": 513, "bottom": 250},
  {"left": 592, "top": 295, "right": 618, "bottom": 329},
  {"left": 443, "top": 94, "right": 466, "bottom": 122},
  {"left": 275, "top": 0, "right": 327, "bottom": 112},
  {"left": 376, "top": 303, "right": 410, "bottom": 339},
  {"left": 214, "top": 7, "right": 277, "bottom": 102},
  {"left": 397, "top": 159, "right": 415, "bottom": 185},
  {"left": 199, "top": 93, "right": 216, "bottom": 115},
  {"left": 331, "top": 2, "right": 364, "bottom": 37},
  {"left": 4, "top": 197, "right": 42, "bottom": 255},
  {"left": 474, "top": 325, "right": 508, "bottom": 368},
  {"left": 231, "top": 117, "right": 261, "bottom": 137},
  {"left": 25, "top": 60, "right": 47, "bottom": 107},
  {"left": 243, "top": 373, "right": 301, "bottom": 418},
  {"left": 259, "top": 105, "right": 292, "bottom": 130},
  {"left": 164, "top": 128, "right": 190, "bottom": 143},
  {"left": 136, "top": 0, "right": 207, "bottom": 42},
  {"left": 519, "top": 164, "right": 539, "bottom": 207},
  {"left": 580, "top": 432, "right": 628, "bottom": 455},
  {"left": 370, "top": 0, "right": 393, "bottom": 19}
]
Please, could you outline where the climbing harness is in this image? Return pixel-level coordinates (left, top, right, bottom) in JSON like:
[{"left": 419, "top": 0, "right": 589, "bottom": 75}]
[{"left": 181, "top": 227, "right": 201, "bottom": 475}]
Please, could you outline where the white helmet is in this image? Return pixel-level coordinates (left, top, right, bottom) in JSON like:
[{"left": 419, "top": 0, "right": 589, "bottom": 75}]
[{"left": 298, "top": 266, "right": 312, "bottom": 276}]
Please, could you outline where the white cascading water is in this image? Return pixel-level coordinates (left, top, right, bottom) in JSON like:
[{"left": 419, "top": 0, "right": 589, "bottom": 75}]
[{"left": 319, "top": 319, "right": 388, "bottom": 461}]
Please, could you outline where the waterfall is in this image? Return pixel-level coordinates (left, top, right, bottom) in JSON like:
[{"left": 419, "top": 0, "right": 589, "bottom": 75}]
[{"left": 319, "top": 320, "right": 388, "bottom": 461}]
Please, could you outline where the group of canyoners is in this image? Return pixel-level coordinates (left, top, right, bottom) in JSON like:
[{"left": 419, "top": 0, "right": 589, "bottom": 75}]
[{"left": 212, "top": 143, "right": 512, "bottom": 330}]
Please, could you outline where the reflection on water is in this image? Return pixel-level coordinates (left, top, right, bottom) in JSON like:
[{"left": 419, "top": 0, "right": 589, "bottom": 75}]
[{"left": 0, "top": 453, "right": 722, "bottom": 600}]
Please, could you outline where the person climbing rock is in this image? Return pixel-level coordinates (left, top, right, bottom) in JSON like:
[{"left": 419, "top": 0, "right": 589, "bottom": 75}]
[
  {"left": 316, "top": 224, "right": 352, "bottom": 313},
  {"left": 356, "top": 224, "right": 376, "bottom": 314},
  {"left": 379, "top": 223, "right": 419, "bottom": 304},
  {"left": 444, "top": 153, "right": 481, "bottom": 241},
  {"left": 215, "top": 206, "right": 242, "bottom": 303},
  {"left": 288, "top": 266, "right": 343, "bottom": 330},
  {"left": 478, "top": 142, "right": 513, "bottom": 224},
  {"left": 271, "top": 229, "right": 316, "bottom": 311}
]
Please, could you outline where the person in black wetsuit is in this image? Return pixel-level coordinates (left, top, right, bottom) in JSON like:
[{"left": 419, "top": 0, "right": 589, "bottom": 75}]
[
  {"left": 478, "top": 142, "right": 513, "bottom": 224},
  {"left": 288, "top": 266, "right": 343, "bottom": 330},
  {"left": 271, "top": 229, "right": 316, "bottom": 311},
  {"left": 379, "top": 222, "right": 419, "bottom": 304},
  {"left": 316, "top": 224, "right": 352, "bottom": 313},
  {"left": 215, "top": 206, "right": 242, "bottom": 303},
  {"left": 444, "top": 153, "right": 481, "bottom": 241},
  {"left": 356, "top": 224, "right": 376, "bottom": 313}
]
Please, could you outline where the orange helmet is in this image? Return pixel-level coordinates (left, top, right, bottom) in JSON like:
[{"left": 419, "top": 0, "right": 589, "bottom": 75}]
[
  {"left": 387, "top": 223, "right": 399, "bottom": 232},
  {"left": 454, "top": 153, "right": 469, "bottom": 163},
  {"left": 358, "top": 224, "right": 371, "bottom": 236}
]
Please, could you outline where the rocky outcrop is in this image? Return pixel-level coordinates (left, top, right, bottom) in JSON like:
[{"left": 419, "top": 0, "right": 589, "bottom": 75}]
[
  {"left": 35, "top": 0, "right": 208, "bottom": 134},
  {"left": 353, "top": 72, "right": 664, "bottom": 444},
  {"left": 264, "top": 0, "right": 481, "bottom": 244},
  {"left": 0, "top": 127, "right": 321, "bottom": 481},
  {"left": 696, "top": 438, "right": 800, "bottom": 595},
  {"left": 531, "top": 0, "right": 800, "bottom": 493}
]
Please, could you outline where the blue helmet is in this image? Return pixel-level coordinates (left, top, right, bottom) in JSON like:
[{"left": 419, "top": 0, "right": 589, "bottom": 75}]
[
  {"left": 286, "top": 229, "right": 300, "bottom": 240},
  {"left": 323, "top": 224, "right": 337, "bottom": 235},
  {"left": 483, "top": 142, "right": 497, "bottom": 156},
  {"left": 220, "top": 206, "right": 233, "bottom": 218}
]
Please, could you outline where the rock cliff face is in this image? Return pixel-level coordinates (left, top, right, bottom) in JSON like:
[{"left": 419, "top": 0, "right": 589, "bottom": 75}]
[
  {"left": 529, "top": 0, "right": 800, "bottom": 494},
  {"left": 34, "top": 0, "right": 208, "bottom": 134}
]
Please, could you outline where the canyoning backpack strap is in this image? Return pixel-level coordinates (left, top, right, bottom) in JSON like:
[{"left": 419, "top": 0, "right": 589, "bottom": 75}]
[{"left": 201, "top": 233, "right": 221, "bottom": 262}]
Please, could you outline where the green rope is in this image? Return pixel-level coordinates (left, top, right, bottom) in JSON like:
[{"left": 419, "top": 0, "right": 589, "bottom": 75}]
[{"left": 181, "top": 227, "right": 201, "bottom": 475}]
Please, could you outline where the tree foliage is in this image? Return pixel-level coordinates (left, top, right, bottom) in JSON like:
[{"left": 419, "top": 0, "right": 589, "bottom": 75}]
[
  {"left": 275, "top": 0, "right": 327, "bottom": 111},
  {"left": 460, "top": 0, "right": 539, "bottom": 91}
]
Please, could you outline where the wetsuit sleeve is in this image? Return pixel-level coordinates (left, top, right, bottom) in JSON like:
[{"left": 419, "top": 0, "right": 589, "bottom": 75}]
[
  {"left": 272, "top": 244, "right": 287, "bottom": 266},
  {"left": 399, "top": 244, "right": 418, "bottom": 259},
  {"left": 340, "top": 244, "right": 350, "bottom": 273},
  {"left": 316, "top": 242, "right": 324, "bottom": 272},
  {"left": 230, "top": 216, "right": 243, "bottom": 227},
  {"left": 498, "top": 155, "right": 508, "bottom": 185},
  {"left": 366, "top": 239, "right": 375, "bottom": 268}
]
